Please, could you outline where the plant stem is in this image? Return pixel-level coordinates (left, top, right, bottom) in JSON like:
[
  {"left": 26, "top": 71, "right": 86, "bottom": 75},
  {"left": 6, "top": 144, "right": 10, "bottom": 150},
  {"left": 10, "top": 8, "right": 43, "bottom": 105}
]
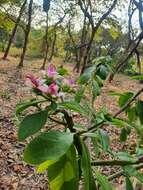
[
  {"left": 48, "top": 116, "right": 66, "bottom": 126},
  {"left": 91, "top": 159, "right": 143, "bottom": 166},
  {"left": 113, "top": 88, "right": 143, "bottom": 117},
  {"left": 108, "top": 163, "right": 143, "bottom": 181},
  {"left": 82, "top": 87, "right": 143, "bottom": 135}
]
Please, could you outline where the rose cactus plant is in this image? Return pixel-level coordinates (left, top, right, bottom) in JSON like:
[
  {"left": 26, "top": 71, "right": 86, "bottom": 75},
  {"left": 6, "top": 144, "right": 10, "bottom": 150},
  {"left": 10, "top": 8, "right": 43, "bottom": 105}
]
[{"left": 17, "top": 61, "right": 143, "bottom": 190}]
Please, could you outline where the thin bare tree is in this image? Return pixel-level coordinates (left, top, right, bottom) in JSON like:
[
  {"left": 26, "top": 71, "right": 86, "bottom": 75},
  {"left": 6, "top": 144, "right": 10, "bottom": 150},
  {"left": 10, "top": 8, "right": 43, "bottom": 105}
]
[
  {"left": 18, "top": 0, "right": 33, "bottom": 67},
  {"left": 2, "top": 0, "right": 27, "bottom": 60}
]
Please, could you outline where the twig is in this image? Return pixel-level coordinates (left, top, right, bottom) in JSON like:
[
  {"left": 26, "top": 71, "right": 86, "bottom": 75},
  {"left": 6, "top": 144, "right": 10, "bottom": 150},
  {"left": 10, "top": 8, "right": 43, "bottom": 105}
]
[
  {"left": 108, "top": 163, "right": 143, "bottom": 181},
  {"left": 91, "top": 159, "right": 143, "bottom": 166},
  {"left": 113, "top": 87, "right": 143, "bottom": 117},
  {"left": 80, "top": 87, "right": 143, "bottom": 135},
  {"left": 48, "top": 116, "right": 66, "bottom": 126}
]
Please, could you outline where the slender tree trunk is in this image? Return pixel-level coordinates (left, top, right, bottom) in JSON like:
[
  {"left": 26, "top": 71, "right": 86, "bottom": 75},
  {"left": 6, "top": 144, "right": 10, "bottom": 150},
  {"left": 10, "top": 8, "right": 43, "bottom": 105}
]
[
  {"left": 41, "top": 12, "right": 49, "bottom": 70},
  {"left": 67, "top": 21, "right": 80, "bottom": 71},
  {"left": 18, "top": 0, "right": 33, "bottom": 67},
  {"left": 3, "top": 0, "right": 27, "bottom": 60},
  {"left": 78, "top": 0, "right": 118, "bottom": 74},
  {"left": 80, "top": 29, "right": 95, "bottom": 74},
  {"left": 135, "top": 49, "right": 141, "bottom": 74},
  {"left": 74, "top": 16, "right": 88, "bottom": 72},
  {"left": 48, "top": 31, "right": 57, "bottom": 62}
]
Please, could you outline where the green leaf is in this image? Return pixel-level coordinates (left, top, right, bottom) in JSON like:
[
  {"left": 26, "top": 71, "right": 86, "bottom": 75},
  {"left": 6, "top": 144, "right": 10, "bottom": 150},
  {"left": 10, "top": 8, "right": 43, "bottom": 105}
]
[
  {"left": 75, "top": 87, "right": 85, "bottom": 103},
  {"left": 37, "top": 160, "right": 57, "bottom": 173},
  {"left": 136, "top": 100, "right": 143, "bottom": 124},
  {"left": 78, "top": 66, "right": 96, "bottom": 84},
  {"left": 48, "top": 146, "right": 79, "bottom": 190},
  {"left": 96, "top": 65, "right": 109, "bottom": 80},
  {"left": 118, "top": 92, "right": 134, "bottom": 108},
  {"left": 108, "top": 118, "right": 131, "bottom": 128},
  {"left": 120, "top": 128, "right": 130, "bottom": 142},
  {"left": 116, "top": 152, "right": 136, "bottom": 162},
  {"left": 80, "top": 140, "right": 96, "bottom": 190},
  {"left": 91, "top": 136, "right": 100, "bottom": 156},
  {"left": 126, "top": 177, "right": 134, "bottom": 190},
  {"left": 124, "top": 166, "right": 143, "bottom": 183},
  {"left": 99, "top": 129, "right": 110, "bottom": 152},
  {"left": 92, "top": 81, "right": 101, "bottom": 102},
  {"left": 50, "top": 102, "right": 58, "bottom": 111},
  {"left": 59, "top": 102, "right": 87, "bottom": 116},
  {"left": 95, "top": 171, "right": 113, "bottom": 190},
  {"left": 18, "top": 110, "right": 48, "bottom": 141},
  {"left": 16, "top": 99, "right": 47, "bottom": 115},
  {"left": 127, "top": 107, "right": 137, "bottom": 123},
  {"left": 78, "top": 73, "right": 90, "bottom": 85},
  {"left": 24, "top": 131, "right": 74, "bottom": 165}
]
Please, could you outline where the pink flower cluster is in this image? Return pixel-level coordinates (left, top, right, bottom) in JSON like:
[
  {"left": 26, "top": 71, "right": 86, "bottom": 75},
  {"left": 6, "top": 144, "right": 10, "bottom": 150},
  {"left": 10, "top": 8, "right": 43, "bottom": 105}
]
[
  {"left": 26, "top": 64, "right": 76, "bottom": 97},
  {"left": 27, "top": 64, "right": 59, "bottom": 96}
]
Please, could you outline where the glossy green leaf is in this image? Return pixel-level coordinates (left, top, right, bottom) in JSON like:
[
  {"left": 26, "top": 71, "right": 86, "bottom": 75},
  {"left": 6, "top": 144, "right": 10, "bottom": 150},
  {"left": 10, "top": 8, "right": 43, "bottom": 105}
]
[
  {"left": 24, "top": 131, "right": 74, "bottom": 165},
  {"left": 120, "top": 128, "right": 130, "bottom": 142},
  {"left": 16, "top": 99, "right": 47, "bottom": 115},
  {"left": 59, "top": 101, "right": 87, "bottom": 116},
  {"left": 80, "top": 140, "right": 96, "bottom": 190},
  {"left": 95, "top": 171, "right": 113, "bottom": 190},
  {"left": 48, "top": 146, "right": 79, "bottom": 190},
  {"left": 78, "top": 66, "right": 96, "bottom": 84},
  {"left": 18, "top": 110, "right": 48, "bottom": 141},
  {"left": 96, "top": 65, "right": 109, "bottom": 80},
  {"left": 37, "top": 160, "right": 57, "bottom": 173},
  {"left": 108, "top": 118, "right": 131, "bottom": 128},
  {"left": 118, "top": 92, "right": 134, "bottom": 108}
]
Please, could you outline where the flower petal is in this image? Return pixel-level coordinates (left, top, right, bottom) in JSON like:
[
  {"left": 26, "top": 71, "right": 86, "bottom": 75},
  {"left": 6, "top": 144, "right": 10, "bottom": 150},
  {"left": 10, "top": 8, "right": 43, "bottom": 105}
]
[
  {"left": 47, "top": 64, "right": 57, "bottom": 78},
  {"left": 37, "top": 85, "right": 49, "bottom": 94},
  {"left": 47, "top": 83, "right": 59, "bottom": 96},
  {"left": 26, "top": 74, "right": 40, "bottom": 87}
]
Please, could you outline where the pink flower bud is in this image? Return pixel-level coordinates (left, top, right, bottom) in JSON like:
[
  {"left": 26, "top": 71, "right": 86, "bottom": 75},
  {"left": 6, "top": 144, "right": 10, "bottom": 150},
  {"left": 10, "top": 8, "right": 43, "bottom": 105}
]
[
  {"left": 26, "top": 74, "right": 41, "bottom": 87},
  {"left": 47, "top": 83, "right": 59, "bottom": 96},
  {"left": 37, "top": 85, "right": 49, "bottom": 94},
  {"left": 47, "top": 64, "right": 57, "bottom": 78}
]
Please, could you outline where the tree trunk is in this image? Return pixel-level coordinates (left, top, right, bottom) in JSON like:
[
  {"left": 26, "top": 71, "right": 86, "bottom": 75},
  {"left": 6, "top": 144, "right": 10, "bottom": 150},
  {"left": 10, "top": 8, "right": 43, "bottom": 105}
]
[
  {"left": 3, "top": 0, "right": 27, "bottom": 60},
  {"left": 135, "top": 49, "right": 141, "bottom": 74},
  {"left": 74, "top": 16, "right": 89, "bottom": 73},
  {"left": 80, "top": 29, "right": 95, "bottom": 74},
  {"left": 41, "top": 12, "right": 49, "bottom": 70},
  {"left": 18, "top": 0, "right": 33, "bottom": 67},
  {"left": 48, "top": 31, "right": 57, "bottom": 62},
  {"left": 67, "top": 21, "right": 80, "bottom": 71}
]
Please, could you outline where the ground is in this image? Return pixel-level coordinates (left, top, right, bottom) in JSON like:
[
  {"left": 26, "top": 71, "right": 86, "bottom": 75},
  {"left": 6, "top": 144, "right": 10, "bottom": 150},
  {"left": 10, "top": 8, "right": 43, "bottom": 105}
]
[{"left": 0, "top": 54, "right": 143, "bottom": 189}]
